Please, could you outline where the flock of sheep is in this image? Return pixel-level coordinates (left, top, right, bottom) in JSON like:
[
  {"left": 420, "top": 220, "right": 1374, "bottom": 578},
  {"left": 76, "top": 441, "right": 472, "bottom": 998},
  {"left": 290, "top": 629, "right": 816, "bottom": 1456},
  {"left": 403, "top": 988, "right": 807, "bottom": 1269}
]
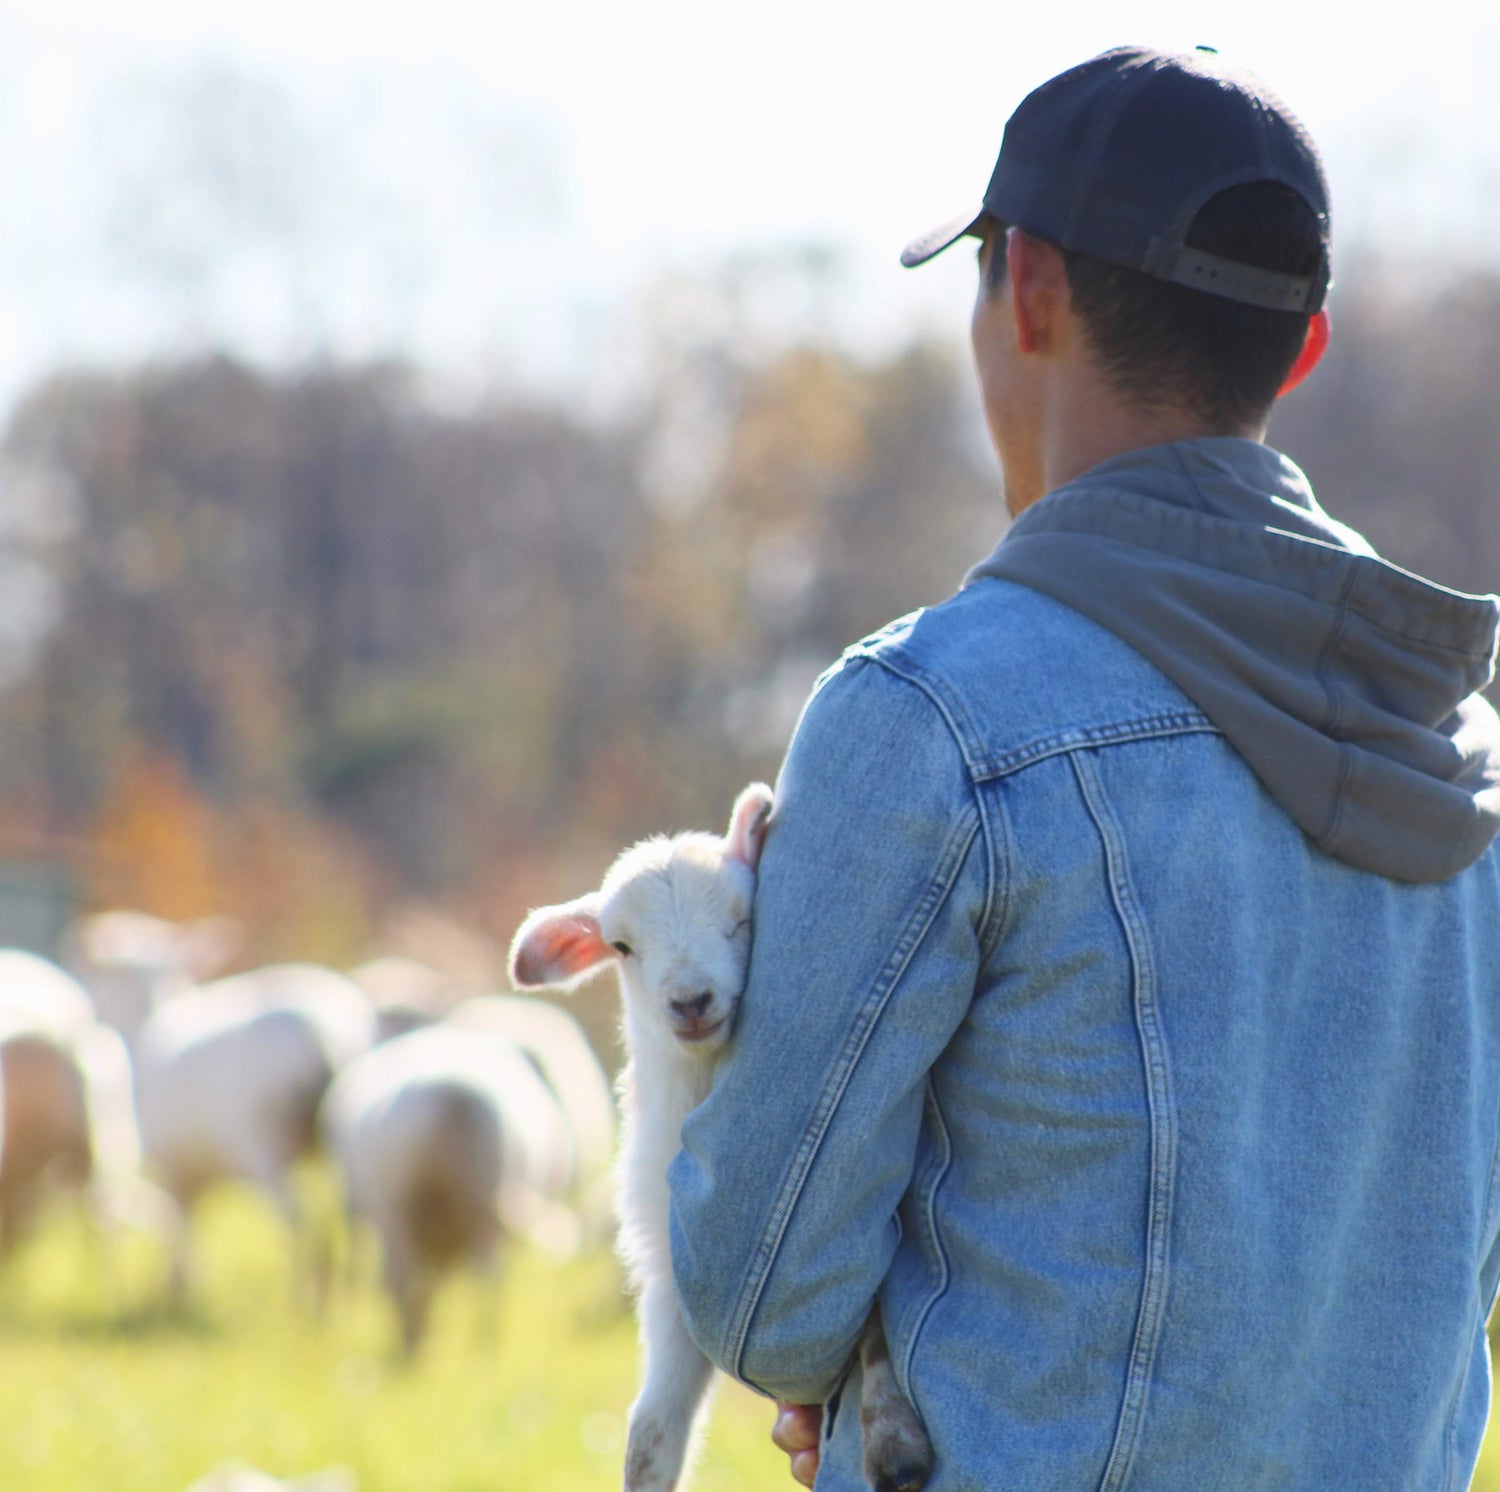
[
  {"left": 7, "top": 784, "right": 893, "bottom": 1492},
  {"left": 0, "top": 908, "right": 618, "bottom": 1356}
]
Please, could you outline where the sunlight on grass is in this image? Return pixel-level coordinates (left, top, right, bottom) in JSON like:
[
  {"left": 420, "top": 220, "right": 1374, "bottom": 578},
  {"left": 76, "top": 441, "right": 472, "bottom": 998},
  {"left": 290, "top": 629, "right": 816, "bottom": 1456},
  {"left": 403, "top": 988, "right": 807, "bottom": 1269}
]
[
  {"left": 2, "top": 1186, "right": 1497, "bottom": 1488},
  {"left": 0, "top": 1185, "right": 785, "bottom": 1491}
]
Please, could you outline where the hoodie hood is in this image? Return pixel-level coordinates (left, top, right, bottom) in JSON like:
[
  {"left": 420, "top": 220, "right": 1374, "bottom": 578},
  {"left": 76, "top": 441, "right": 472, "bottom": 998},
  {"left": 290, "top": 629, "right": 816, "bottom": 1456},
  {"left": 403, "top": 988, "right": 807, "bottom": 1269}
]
[{"left": 966, "top": 438, "right": 1500, "bottom": 883}]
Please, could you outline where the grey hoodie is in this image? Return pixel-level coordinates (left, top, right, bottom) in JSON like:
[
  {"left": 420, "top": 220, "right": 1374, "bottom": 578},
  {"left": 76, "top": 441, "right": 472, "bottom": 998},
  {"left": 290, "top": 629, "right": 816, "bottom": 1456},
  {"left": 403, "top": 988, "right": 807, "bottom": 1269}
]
[{"left": 967, "top": 438, "right": 1500, "bottom": 884}]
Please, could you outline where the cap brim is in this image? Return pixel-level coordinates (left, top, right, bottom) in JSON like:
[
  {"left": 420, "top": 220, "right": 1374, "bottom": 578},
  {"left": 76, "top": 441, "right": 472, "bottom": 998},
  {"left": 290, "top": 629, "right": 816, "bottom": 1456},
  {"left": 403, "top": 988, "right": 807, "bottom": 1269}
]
[{"left": 900, "top": 209, "right": 986, "bottom": 268}]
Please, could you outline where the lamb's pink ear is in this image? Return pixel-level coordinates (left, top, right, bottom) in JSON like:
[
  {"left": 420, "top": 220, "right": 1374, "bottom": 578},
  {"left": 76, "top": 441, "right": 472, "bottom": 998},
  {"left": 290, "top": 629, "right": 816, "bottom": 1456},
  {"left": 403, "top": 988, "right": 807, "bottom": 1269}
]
[
  {"left": 725, "top": 782, "right": 774, "bottom": 872},
  {"left": 508, "top": 894, "right": 615, "bottom": 991}
]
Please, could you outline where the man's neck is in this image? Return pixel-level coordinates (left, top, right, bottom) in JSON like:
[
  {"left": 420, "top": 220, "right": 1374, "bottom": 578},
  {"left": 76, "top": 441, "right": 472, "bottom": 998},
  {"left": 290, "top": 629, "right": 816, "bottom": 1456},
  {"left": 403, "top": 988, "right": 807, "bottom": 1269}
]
[{"left": 1008, "top": 379, "right": 1265, "bottom": 518}]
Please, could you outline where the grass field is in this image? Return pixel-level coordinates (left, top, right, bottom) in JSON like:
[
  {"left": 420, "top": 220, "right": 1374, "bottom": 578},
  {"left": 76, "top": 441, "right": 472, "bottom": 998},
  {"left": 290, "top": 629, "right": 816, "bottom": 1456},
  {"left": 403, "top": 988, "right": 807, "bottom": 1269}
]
[
  {"left": 3, "top": 1182, "right": 1499, "bottom": 1491},
  {"left": 0, "top": 1181, "right": 784, "bottom": 1492}
]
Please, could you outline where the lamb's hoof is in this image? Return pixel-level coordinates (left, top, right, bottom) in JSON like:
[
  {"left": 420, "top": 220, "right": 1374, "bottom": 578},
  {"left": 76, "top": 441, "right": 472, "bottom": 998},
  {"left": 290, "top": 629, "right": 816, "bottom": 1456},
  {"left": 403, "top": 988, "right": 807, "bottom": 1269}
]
[
  {"left": 870, "top": 1456, "right": 933, "bottom": 1492},
  {"left": 863, "top": 1404, "right": 934, "bottom": 1492},
  {"left": 624, "top": 1420, "right": 674, "bottom": 1492}
]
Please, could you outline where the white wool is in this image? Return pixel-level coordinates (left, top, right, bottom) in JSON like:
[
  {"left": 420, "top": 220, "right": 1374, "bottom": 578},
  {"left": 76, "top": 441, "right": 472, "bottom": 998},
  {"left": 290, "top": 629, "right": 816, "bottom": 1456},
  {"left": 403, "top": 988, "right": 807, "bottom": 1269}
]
[
  {"left": 131, "top": 961, "right": 378, "bottom": 1298},
  {"left": 445, "top": 993, "right": 616, "bottom": 1237},
  {"left": 508, "top": 782, "right": 772, "bottom": 1492},
  {"left": 0, "top": 950, "right": 158, "bottom": 1240},
  {"left": 319, "top": 1023, "right": 575, "bottom": 1351}
]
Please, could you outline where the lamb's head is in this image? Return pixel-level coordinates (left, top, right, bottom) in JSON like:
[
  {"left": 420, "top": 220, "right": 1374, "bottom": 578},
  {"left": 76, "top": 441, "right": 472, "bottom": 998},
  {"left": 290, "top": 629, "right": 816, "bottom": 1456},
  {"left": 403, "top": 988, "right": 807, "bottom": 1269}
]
[{"left": 508, "top": 783, "right": 773, "bottom": 1055}]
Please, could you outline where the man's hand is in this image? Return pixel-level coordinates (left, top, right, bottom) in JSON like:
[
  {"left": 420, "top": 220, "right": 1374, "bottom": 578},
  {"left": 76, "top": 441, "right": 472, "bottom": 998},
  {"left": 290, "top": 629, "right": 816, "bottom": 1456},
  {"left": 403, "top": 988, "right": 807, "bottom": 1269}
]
[{"left": 771, "top": 1402, "right": 823, "bottom": 1487}]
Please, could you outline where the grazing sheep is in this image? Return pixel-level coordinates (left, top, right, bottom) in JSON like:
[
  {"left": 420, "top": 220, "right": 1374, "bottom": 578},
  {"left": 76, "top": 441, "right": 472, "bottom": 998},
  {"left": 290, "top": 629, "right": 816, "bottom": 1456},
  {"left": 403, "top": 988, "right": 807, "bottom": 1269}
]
[
  {"left": 319, "top": 1024, "right": 574, "bottom": 1354},
  {"left": 133, "top": 962, "right": 377, "bottom": 1299},
  {"left": 0, "top": 991, "right": 153, "bottom": 1253},
  {"left": 348, "top": 955, "right": 458, "bottom": 1042},
  {"left": 0, "top": 1028, "right": 90, "bottom": 1250},
  {"left": 445, "top": 994, "right": 616, "bottom": 1243},
  {"left": 63, "top": 910, "right": 241, "bottom": 1042},
  {"left": 509, "top": 782, "right": 934, "bottom": 1492},
  {"left": 0, "top": 949, "right": 98, "bottom": 1038}
]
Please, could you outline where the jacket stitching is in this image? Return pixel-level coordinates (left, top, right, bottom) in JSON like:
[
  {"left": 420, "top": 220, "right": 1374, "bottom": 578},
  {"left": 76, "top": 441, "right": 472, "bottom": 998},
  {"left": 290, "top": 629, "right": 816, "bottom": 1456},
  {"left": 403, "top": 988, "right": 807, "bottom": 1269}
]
[
  {"left": 981, "top": 715, "right": 1221, "bottom": 781},
  {"left": 858, "top": 650, "right": 991, "bottom": 779},
  {"left": 723, "top": 808, "right": 982, "bottom": 1382},
  {"left": 896, "top": 1080, "right": 954, "bottom": 1419},
  {"left": 869, "top": 643, "right": 1222, "bottom": 785},
  {"left": 1072, "top": 751, "right": 1178, "bottom": 1492},
  {"left": 857, "top": 650, "right": 1008, "bottom": 972},
  {"left": 979, "top": 784, "right": 1013, "bottom": 964}
]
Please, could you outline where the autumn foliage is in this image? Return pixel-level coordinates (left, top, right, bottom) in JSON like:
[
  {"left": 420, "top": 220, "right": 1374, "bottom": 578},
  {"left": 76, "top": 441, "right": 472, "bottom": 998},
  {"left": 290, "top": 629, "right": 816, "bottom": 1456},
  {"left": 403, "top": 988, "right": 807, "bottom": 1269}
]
[{"left": 0, "top": 260, "right": 1494, "bottom": 967}]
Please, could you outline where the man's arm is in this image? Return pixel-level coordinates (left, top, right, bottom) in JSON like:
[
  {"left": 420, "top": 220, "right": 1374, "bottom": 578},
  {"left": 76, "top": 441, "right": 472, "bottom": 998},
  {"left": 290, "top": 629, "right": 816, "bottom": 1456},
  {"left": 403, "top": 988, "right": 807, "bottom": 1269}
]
[{"left": 668, "top": 650, "right": 993, "bottom": 1404}]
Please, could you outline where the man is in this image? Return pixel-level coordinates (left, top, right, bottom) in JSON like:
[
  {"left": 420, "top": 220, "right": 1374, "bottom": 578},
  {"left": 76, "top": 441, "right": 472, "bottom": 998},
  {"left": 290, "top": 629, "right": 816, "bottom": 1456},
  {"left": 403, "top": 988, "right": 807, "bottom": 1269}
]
[{"left": 668, "top": 45, "right": 1500, "bottom": 1490}]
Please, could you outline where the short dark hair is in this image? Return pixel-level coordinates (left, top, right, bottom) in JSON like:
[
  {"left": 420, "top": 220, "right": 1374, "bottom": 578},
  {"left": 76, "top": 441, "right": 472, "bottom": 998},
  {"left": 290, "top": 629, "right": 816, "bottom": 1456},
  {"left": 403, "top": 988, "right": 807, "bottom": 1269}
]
[{"left": 1060, "top": 182, "right": 1326, "bottom": 431}]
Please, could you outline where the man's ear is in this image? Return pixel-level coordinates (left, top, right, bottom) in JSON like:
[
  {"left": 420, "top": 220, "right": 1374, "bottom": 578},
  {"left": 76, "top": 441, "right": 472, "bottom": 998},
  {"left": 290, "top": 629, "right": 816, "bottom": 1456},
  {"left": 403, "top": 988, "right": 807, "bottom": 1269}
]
[
  {"left": 1007, "top": 228, "right": 1069, "bottom": 356},
  {"left": 1278, "top": 308, "right": 1331, "bottom": 397}
]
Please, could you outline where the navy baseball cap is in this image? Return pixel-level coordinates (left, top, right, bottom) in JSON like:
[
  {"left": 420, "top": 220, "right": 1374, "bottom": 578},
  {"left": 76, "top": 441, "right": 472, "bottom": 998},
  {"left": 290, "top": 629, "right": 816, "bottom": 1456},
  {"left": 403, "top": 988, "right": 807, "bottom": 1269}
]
[{"left": 902, "top": 46, "right": 1331, "bottom": 313}]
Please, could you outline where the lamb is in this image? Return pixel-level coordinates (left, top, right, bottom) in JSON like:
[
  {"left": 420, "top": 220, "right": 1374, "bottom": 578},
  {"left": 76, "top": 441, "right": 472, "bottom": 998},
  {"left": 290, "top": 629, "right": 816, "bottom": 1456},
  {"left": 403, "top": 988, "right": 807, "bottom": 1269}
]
[
  {"left": 132, "top": 961, "right": 378, "bottom": 1299},
  {"left": 318, "top": 1023, "right": 574, "bottom": 1353},
  {"left": 508, "top": 782, "right": 933, "bottom": 1492}
]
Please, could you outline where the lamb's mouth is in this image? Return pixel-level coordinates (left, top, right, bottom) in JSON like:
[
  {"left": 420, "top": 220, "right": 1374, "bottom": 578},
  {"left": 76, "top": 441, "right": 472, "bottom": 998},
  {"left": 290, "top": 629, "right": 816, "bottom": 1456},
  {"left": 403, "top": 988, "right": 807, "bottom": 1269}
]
[{"left": 675, "top": 1017, "right": 728, "bottom": 1045}]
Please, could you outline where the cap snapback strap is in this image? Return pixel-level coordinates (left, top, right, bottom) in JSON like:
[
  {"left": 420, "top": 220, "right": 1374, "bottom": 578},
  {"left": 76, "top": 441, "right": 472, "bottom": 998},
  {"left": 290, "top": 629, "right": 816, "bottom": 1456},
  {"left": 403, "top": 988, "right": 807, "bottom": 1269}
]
[{"left": 1161, "top": 244, "right": 1326, "bottom": 311}]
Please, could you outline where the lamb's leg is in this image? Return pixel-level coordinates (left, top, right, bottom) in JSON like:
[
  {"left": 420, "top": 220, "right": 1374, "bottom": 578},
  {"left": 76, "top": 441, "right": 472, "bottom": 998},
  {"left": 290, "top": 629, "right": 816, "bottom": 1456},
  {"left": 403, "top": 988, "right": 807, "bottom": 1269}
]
[
  {"left": 624, "top": 1273, "right": 715, "bottom": 1492},
  {"left": 859, "top": 1303, "right": 933, "bottom": 1492}
]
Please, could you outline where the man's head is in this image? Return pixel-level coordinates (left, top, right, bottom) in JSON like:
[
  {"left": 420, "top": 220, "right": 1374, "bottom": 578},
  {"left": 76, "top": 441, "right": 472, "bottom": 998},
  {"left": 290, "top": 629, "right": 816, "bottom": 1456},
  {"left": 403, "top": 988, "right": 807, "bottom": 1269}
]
[{"left": 906, "top": 47, "right": 1332, "bottom": 507}]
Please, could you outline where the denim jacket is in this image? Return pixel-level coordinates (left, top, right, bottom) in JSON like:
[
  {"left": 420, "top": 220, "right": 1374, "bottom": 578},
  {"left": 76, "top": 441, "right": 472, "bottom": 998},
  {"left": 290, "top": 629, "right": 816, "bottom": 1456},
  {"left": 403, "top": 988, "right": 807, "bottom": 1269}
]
[{"left": 669, "top": 440, "right": 1500, "bottom": 1490}]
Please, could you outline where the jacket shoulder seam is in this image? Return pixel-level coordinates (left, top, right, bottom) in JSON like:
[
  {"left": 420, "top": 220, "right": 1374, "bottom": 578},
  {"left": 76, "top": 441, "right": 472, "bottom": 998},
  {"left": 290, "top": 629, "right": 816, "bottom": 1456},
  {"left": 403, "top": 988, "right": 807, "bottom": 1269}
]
[{"left": 845, "top": 650, "right": 1005, "bottom": 951}]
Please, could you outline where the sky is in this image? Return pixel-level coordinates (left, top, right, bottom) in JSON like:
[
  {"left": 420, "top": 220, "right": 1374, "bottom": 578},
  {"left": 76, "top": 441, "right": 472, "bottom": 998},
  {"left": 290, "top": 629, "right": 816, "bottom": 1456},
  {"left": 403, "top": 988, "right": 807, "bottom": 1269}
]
[{"left": 0, "top": 0, "right": 1496, "bottom": 417}]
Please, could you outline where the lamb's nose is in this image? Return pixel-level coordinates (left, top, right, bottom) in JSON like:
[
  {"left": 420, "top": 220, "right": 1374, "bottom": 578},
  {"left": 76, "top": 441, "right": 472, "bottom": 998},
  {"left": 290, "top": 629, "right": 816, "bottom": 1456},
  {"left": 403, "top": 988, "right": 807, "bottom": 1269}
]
[{"left": 670, "top": 993, "right": 713, "bottom": 1021}]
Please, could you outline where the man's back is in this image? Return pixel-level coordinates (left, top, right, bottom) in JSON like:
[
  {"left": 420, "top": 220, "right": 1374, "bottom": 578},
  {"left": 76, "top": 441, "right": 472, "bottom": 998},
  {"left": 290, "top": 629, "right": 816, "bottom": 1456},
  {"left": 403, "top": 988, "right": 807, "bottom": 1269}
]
[
  {"left": 849, "top": 581, "right": 1500, "bottom": 1489},
  {"left": 671, "top": 449, "right": 1500, "bottom": 1490}
]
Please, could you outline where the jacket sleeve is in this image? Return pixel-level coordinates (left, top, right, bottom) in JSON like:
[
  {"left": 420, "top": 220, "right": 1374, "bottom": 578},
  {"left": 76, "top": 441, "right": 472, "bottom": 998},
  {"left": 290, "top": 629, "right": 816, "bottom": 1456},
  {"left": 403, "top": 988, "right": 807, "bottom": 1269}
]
[{"left": 667, "top": 650, "right": 992, "bottom": 1404}]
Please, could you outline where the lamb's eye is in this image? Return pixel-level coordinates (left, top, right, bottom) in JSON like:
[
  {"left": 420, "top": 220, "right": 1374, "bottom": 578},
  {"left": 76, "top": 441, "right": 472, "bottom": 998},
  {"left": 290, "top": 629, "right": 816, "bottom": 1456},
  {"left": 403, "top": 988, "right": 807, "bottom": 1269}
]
[{"left": 611, "top": 940, "right": 633, "bottom": 957}]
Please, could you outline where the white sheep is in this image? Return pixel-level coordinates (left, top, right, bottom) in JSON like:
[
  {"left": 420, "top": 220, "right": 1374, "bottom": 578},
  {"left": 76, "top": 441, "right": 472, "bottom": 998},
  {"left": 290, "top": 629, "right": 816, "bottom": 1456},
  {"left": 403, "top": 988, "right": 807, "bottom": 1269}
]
[
  {"left": 0, "top": 948, "right": 98, "bottom": 1037},
  {"left": 0, "top": 1025, "right": 92, "bottom": 1249},
  {"left": 63, "top": 910, "right": 241, "bottom": 1042},
  {"left": 348, "top": 955, "right": 457, "bottom": 1042},
  {"left": 0, "top": 951, "right": 158, "bottom": 1251},
  {"left": 319, "top": 1023, "right": 574, "bottom": 1353},
  {"left": 132, "top": 962, "right": 378, "bottom": 1300},
  {"left": 509, "top": 782, "right": 934, "bottom": 1492},
  {"left": 445, "top": 993, "right": 616, "bottom": 1245}
]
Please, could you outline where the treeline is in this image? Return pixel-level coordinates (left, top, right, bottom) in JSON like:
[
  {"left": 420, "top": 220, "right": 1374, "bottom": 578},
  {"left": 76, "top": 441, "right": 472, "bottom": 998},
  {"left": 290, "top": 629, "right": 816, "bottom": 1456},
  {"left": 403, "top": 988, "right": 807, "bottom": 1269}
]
[{"left": 0, "top": 258, "right": 1494, "bottom": 964}]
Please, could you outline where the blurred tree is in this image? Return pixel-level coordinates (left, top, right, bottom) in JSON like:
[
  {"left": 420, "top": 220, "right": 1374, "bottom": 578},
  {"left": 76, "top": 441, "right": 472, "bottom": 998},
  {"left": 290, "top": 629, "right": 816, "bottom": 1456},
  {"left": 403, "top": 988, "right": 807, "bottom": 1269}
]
[
  {"left": 84, "top": 750, "right": 228, "bottom": 920},
  {"left": 1273, "top": 263, "right": 1500, "bottom": 599},
  {"left": 0, "top": 251, "right": 1493, "bottom": 969}
]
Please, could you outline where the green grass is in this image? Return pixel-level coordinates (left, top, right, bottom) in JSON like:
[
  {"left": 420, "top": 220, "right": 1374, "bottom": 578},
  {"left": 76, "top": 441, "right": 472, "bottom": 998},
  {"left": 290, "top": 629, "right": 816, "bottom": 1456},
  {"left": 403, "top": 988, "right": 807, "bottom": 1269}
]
[
  {"left": 0, "top": 1183, "right": 784, "bottom": 1491},
  {"left": 5, "top": 1185, "right": 1500, "bottom": 1490}
]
